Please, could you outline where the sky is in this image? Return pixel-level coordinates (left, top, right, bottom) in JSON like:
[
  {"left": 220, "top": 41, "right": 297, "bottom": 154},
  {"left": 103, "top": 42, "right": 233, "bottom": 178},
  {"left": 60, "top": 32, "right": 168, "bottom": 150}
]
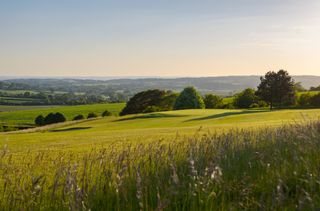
[{"left": 0, "top": 0, "right": 320, "bottom": 77}]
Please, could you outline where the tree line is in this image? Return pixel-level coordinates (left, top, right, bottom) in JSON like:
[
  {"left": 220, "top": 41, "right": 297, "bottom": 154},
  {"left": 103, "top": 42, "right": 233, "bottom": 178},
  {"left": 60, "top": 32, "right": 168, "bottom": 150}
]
[{"left": 120, "top": 70, "right": 320, "bottom": 115}]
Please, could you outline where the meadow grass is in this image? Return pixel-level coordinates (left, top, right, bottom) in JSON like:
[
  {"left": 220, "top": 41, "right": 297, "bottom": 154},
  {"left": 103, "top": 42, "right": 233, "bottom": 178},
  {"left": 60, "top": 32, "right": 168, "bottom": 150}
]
[{"left": 0, "top": 120, "right": 320, "bottom": 210}]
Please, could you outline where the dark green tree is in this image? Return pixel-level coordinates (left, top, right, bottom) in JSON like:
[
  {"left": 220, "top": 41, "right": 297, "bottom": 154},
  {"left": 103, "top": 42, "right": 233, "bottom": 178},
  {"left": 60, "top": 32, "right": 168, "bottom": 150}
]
[
  {"left": 173, "top": 87, "right": 204, "bottom": 110},
  {"left": 310, "top": 93, "right": 320, "bottom": 107},
  {"left": 233, "top": 88, "right": 257, "bottom": 108},
  {"left": 256, "top": 70, "right": 295, "bottom": 110},
  {"left": 44, "top": 113, "right": 56, "bottom": 125},
  {"left": 120, "top": 89, "right": 167, "bottom": 116},
  {"left": 55, "top": 112, "right": 66, "bottom": 123},
  {"left": 34, "top": 115, "right": 45, "bottom": 126},
  {"left": 203, "top": 94, "right": 223, "bottom": 109}
]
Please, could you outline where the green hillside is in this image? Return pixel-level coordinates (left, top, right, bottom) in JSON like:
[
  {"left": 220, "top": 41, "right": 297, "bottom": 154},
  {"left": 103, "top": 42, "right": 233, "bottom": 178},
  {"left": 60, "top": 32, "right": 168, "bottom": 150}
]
[{"left": 1, "top": 108, "right": 320, "bottom": 152}]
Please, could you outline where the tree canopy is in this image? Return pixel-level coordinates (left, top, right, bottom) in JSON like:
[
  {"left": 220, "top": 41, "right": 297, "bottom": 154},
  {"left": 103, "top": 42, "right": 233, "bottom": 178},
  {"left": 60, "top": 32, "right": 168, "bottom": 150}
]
[
  {"left": 256, "top": 70, "right": 295, "bottom": 110},
  {"left": 173, "top": 87, "right": 204, "bottom": 110},
  {"left": 203, "top": 94, "right": 223, "bottom": 109},
  {"left": 233, "top": 88, "right": 257, "bottom": 108}
]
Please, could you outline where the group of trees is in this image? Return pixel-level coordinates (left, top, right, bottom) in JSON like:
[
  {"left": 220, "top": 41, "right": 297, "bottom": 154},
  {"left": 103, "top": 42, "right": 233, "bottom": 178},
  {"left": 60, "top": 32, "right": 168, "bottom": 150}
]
[
  {"left": 120, "top": 70, "right": 320, "bottom": 115},
  {"left": 35, "top": 113, "right": 66, "bottom": 126},
  {"left": 35, "top": 110, "right": 112, "bottom": 126}
]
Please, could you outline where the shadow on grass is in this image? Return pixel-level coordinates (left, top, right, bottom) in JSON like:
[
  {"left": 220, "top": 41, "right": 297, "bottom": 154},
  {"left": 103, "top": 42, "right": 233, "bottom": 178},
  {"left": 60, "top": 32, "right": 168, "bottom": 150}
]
[
  {"left": 115, "top": 113, "right": 189, "bottom": 122},
  {"left": 186, "top": 110, "right": 269, "bottom": 122},
  {"left": 50, "top": 127, "right": 92, "bottom": 132}
]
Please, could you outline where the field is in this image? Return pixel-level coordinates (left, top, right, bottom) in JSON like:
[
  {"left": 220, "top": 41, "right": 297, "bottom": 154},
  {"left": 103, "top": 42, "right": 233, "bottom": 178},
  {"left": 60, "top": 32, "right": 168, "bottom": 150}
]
[
  {"left": 1, "top": 107, "right": 320, "bottom": 210},
  {"left": 0, "top": 103, "right": 125, "bottom": 126}
]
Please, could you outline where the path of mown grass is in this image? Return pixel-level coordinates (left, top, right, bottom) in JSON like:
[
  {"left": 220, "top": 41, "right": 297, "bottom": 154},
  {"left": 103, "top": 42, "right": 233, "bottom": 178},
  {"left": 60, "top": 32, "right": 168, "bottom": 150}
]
[{"left": 1, "top": 108, "right": 320, "bottom": 152}]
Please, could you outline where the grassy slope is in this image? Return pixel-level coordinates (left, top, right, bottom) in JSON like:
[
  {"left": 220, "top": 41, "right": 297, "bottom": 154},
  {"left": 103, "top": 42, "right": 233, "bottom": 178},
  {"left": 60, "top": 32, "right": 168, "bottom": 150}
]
[
  {"left": 1, "top": 108, "right": 320, "bottom": 152},
  {"left": 0, "top": 103, "right": 125, "bottom": 125}
]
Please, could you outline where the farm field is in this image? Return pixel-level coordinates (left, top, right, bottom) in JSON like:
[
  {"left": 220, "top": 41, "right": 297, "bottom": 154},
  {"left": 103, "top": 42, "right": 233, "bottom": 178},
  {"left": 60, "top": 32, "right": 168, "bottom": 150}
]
[
  {"left": 0, "top": 103, "right": 125, "bottom": 126},
  {"left": 1, "top": 108, "right": 320, "bottom": 152}
]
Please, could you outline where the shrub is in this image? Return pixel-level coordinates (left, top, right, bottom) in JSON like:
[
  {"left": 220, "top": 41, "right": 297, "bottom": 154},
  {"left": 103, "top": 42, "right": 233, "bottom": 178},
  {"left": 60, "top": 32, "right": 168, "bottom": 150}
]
[
  {"left": 87, "top": 112, "right": 98, "bottom": 119},
  {"left": 203, "top": 94, "right": 223, "bottom": 109},
  {"left": 174, "top": 87, "right": 204, "bottom": 110},
  {"left": 257, "top": 100, "right": 268, "bottom": 108},
  {"left": 35, "top": 115, "right": 45, "bottom": 126},
  {"left": 102, "top": 110, "right": 112, "bottom": 117},
  {"left": 43, "top": 112, "right": 66, "bottom": 125},
  {"left": 73, "top": 114, "right": 85, "bottom": 121}
]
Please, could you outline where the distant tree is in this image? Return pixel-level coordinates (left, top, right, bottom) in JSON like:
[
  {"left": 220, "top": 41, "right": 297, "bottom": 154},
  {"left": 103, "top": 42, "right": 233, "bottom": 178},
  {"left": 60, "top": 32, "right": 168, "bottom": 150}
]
[
  {"left": 174, "top": 87, "right": 205, "bottom": 110},
  {"left": 233, "top": 88, "right": 257, "bottom": 108},
  {"left": 43, "top": 112, "right": 66, "bottom": 125},
  {"left": 87, "top": 112, "right": 98, "bottom": 119},
  {"left": 55, "top": 112, "right": 66, "bottom": 123},
  {"left": 44, "top": 113, "right": 56, "bottom": 125},
  {"left": 256, "top": 70, "right": 295, "bottom": 110},
  {"left": 310, "top": 93, "right": 320, "bottom": 107},
  {"left": 158, "top": 92, "right": 179, "bottom": 111},
  {"left": 120, "top": 89, "right": 167, "bottom": 116},
  {"left": 310, "top": 85, "right": 320, "bottom": 91},
  {"left": 102, "top": 110, "right": 112, "bottom": 117},
  {"left": 294, "top": 82, "right": 306, "bottom": 92},
  {"left": 73, "top": 114, "right": 85, "bottom": 121},
  {"left": 203, "top": 94, "right": 223, "bottom": 109},
  {"left": 34, "top": 115, "right": 45, "bottom": 126}
]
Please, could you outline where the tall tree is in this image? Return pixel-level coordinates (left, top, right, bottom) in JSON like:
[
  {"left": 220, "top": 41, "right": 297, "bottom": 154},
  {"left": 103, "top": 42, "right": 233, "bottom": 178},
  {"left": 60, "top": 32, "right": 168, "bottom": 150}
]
[
  {"left": 174, "top": 87, "right": 204, "bottom": 110},
  {"left": 256, "top": 70, "right": 295, "bottom": 110},
  {"left": 233, "top": 88, "right": 256, "bottom": 108}
]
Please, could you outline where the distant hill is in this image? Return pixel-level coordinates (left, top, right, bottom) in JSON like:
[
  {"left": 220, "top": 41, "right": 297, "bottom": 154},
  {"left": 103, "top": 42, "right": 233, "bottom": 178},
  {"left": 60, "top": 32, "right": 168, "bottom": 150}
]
[{"left": 2, "top": 75, "right": 320, "bottom": 96}]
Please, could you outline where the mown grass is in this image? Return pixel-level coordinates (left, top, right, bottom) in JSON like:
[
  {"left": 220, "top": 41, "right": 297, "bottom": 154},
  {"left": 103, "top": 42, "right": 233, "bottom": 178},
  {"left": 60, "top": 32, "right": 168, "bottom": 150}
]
[
  {"left": 0, "top": 103, "right": 125, "bottom": 126},
  {"left": 1, "top": 121, "right": 320, "bottom": 210}
]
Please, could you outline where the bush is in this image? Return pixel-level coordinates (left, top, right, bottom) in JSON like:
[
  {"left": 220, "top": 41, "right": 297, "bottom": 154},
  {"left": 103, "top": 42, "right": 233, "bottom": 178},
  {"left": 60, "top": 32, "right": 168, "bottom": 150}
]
[
  {"left": 35, "top": 115, "right": 45, "bottom": 126},
  {"left": 174, "top": 87, "right": 205, "bottom": 110},
  {"left": 233, "top": 88, "right": 257, "bottom": 108},
  {"left": 203, "top": 94, "right": 223, "bottom": 109},
  {"left": 102, "top": 110, "right": 112, "bottom": 117},
  {"left": 73, "top": 114, "right": 85, "bottom": 121},
  {"left": 42, "top": 112, "right": 66, "bottom": 125},
  {"left": 87, "top": 112, "right": 98, "bottom": 119}
]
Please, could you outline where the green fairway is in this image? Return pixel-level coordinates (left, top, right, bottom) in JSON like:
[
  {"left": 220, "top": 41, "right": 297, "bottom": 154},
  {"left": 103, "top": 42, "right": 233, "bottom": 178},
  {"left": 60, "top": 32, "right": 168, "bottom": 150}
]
[
  {"left": 0, "top": 103, "right": 125, "bottom": 126},
  {"left": 1, "top": 108, "right": 320, "bottom": 152}
]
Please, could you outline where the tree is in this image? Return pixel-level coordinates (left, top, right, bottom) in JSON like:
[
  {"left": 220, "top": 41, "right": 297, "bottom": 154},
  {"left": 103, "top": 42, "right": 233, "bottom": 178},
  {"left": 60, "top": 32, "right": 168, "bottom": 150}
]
[
  {"left": 120, "top": 89, "right": 167, "bottom": 116},
  {"left": 203, "top": 94, "right": 223, "bottom": 109},
  {"left": 73, "top": 114, "right": 85, "bottom": 120},
  {"left": 34, "top": 115, "right": 45, "bottom": 126},
  {"left": 43, "top": 112, "right": 66, "bottom": 125},
  {"left": 256, "top": 70, "right": 295, "bottom": 110},
  {"left": 102, "top": 110, "right": 112, "bottom": 117},
  {"left": 87, "top": 112, "right": 98, "bottom": 119},
  {"left": 298, "top": 93, "right": 312, "bottom": 107},
  {"left": 233, "top": 88, "right": 257, "bottom": 108},
  {"left": 44, "top": 113, "right": 56, "bottom": 125},
  {"left": 55, "top": 112, "right": 66, "bottom": 123},
  {"left": 173, "top": 87, "right": 205, "bottom": 110}
]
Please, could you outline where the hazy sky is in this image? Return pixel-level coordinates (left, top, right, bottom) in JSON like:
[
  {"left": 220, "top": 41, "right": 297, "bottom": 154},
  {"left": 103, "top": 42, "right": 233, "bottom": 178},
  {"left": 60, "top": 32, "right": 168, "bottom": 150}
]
[{"left": 1, "top": 0, "right": 320, "bottom": 77}]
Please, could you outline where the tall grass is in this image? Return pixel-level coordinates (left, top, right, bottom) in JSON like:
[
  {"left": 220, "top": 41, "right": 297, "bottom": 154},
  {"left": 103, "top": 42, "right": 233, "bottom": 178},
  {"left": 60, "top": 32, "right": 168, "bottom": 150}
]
[{"left": 1, "top": 121, "right": 320, "bottom": 210}]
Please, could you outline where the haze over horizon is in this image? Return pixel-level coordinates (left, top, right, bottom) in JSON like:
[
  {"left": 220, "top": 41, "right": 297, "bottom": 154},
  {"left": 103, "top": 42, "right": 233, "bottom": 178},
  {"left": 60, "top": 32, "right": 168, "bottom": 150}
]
[{"left": 1, "top": 0, "right": 320, "bottom": 77}]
